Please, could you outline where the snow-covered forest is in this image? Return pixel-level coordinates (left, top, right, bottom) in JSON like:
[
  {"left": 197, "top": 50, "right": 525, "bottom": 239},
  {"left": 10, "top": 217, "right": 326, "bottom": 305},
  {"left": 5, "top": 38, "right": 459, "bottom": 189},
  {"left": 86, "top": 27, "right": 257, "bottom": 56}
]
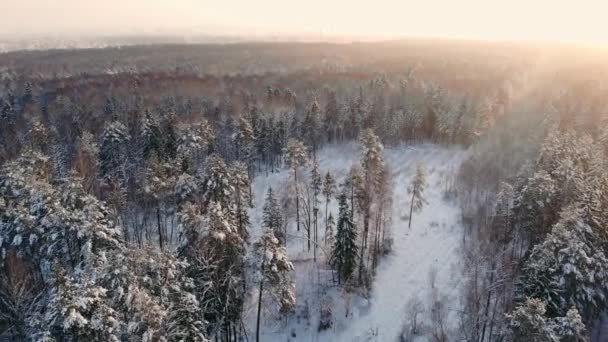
[{"left": 1, "top": 40, "right": 608, "bottom": 341}]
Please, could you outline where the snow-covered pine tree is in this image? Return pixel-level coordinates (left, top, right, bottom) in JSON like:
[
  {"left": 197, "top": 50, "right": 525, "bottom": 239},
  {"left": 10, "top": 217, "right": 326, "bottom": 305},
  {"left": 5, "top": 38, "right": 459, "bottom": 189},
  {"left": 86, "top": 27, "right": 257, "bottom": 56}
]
[
  {"left": 177, "top": 120, "right": 214, "bottom": 171},
  {"left": 141, "top": 109, "right": 163, "bottom": 160},
  {"left": 26, "top": 117, "right": 48, "bottom": 152},
  {"left": 322, "top": 171, "right": 336, "bottom": 242},
  {"left": 231, "top": 161, "right": 251, "bottom": 240},
  {"left": 263, "top": 187, "right": 284, "bottom": 245},
  {"left": 311, "top": 161, "right": 322, "bottom": 261},
  {"left": 285, "top": 139, "right": 308, "bottom": 233},
  {"left": 0, "top": 151, "right": 122, "bottom": 275},
  {"left": 201, "top": 154, "right": 235, "bottom": 211},
  {"left": 357, "top": 128, "right": 384, "bottom": 283},
  {"left": 324, "top": 90, "right": 340, "bottom": 142},
  {"left": 331, "top": 193, "right": 358, "bottom": 285},
  {"left": 174, "top": 172, "right": 198, "bottom": 205},
  {"left": 302, "top": 100, "right": 322, "bottom": 158},
  {"left": 160, "top": 111, "right": 179, "bottom": 161},
  {"left": 254, "top": 229, "right": 295, "bottom": 342},
  {"left": 235, "top": 115, "right": 255, "bottom": 163},
  {"left": 72, "top": 131, "right": 99, "bottom": 194},
  {"left": 3, "top": 151, "right": 210, "bottom": 341},
  {"left": 143, "top": 156, "right": 179, "bottom": 249},
  {"left": 99, "top": 120, "right": 130, "bottom": 183},
  {"left": 407, "top": 162, "right": 428, "bottom": 229},
  {"left": 509, "top": 298, "right": 585, "bottom": 342},
  {"left": 518, "top": 205, "right": 608, "bottom": 322},
  {"left": 493, "top": 182, "right": 515, "bottom": 244},
  {"left": 325, "top": 212, "right": 336, "bottom": 247},
  {"left": 182, "top": 200, "right": 245, "bottom": 340},
  {"left": 235, "top": 115, "right": 256, "bottom": 201},
  {"left": 45, "top": 264, "right": 120, "bottom": 342}
]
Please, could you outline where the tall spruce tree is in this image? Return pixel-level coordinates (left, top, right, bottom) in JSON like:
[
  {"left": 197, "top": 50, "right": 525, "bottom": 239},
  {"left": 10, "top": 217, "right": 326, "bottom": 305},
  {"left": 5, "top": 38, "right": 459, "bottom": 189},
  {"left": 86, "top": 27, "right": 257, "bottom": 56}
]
[
  {"left": 322, "top": 171, "right": 336, "bottom": 241},
  {"left": 332, "top": 193, "right": 358, "bottom": 285},
  {"left": 262, "top": 187, "right": 284, "bottom": 245},
  {"left": 408, "top": 163, "right": 428, "bottom": 229}
]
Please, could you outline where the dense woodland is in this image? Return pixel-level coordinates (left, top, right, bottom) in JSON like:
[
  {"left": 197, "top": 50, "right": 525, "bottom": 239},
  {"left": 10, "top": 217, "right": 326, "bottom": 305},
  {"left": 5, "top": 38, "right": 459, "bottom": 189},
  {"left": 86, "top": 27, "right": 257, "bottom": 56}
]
[{"left": 0, "top": 40, "right": 608, "bottom": 341}]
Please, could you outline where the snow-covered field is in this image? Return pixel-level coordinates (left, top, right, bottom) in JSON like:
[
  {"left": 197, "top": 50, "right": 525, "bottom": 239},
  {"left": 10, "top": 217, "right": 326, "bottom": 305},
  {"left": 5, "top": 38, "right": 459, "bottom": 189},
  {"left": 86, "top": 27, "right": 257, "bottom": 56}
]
[{"left": 245, "top": 143, "right": 467, "bottom": 341}]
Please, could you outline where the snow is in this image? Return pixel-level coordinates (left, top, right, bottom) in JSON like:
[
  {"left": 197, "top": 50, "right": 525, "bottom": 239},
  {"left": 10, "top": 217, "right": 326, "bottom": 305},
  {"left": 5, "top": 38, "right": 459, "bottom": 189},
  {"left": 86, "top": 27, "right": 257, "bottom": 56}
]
[{"left": 245, "top": 143, "right": 467, "bottom": 341}]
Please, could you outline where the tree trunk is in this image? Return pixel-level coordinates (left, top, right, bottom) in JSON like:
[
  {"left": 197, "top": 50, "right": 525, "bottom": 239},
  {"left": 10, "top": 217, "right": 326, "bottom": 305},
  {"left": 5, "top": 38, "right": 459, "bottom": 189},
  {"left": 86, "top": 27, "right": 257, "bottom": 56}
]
[
  {"left": 307, "top": 206, "right": 311, "bottom": 251},
  {"left": 325, "top": 199, "right": 329, "bottom": 244},
  {"left": 256, "top": 256, "right": 266, "bottom": 342},
  {"left": 295, "top": 168, "right": 300, "bottom": 232},
  {"left": 157, "top": 205, "right": 164, "bottom": 250},
  {"left": 314, "top": 208, "right": 318, "bottom": 262},
  {"left": 480, "top": 262, "right": 495, "bottom": 342},
  {"left": 359, "top": 209, "right": 369, "bottom": 285},
  {"left": 408, "top": 192, "right": 415, "bottom": 229}
]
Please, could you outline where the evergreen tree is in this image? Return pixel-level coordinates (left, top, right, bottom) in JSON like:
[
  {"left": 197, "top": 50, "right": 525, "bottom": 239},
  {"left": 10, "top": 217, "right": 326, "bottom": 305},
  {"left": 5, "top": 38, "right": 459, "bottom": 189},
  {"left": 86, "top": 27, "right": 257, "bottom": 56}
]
[
  {"left": 322, "top": 171, "right": 336, "bottom": 242},
  {"left": 324, "top": 90, "right": 340, "bottom": 142},
  {"left": 518, "top": 206, "right": 608, "bottom": 321},
  {"left": 285, "top": 139, "right": 308, "bottom": 233},
  {"left": 262, "top": 187, "right": 284, "bottom": 245},
  {"left": 331, "top": 193, "right": 358, "bottom": 285},
  {"left": 99, "top": 120, "right": 130, "bottom": 183},
  {"left": 231, "top": 162, "right": 251, "bottom": 240},
  {"left": 301, "top": 101, "right": 321, "bottom": 158},
  {"left": 408, "top": 163, "right": 428, "bottom": 229},
  {"left": 311, "top": 161, "right": 322, "bottom": 260},
  {"left": 509, "top": 298, "right": 585, "bottom": 342},
  {"left": 254, "top": 229, "right": 295, "bottom": 342},
  {"left": 45, "top": 265, "right": 120, "bottom": 342},
  {"left": 357, "top": 129, "right": 384, "bottom": 283},
  {"left": 325, "top": 212, "right": 336, "bottom": 247},
  {"left": 141, "top": 109, "right": 163, "bottom": 160},
  {"left": 177, "top": 120, "right": 214, "bottom": 171}
]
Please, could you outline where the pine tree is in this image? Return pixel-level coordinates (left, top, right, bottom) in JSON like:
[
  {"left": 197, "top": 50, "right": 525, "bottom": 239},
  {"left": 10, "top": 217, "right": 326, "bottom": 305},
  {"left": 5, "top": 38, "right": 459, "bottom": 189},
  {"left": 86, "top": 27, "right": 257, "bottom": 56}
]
[
  {"left": 331, "top": 193, "right": 358, "bottom": 285},
  {"left": 408, "top": 163, "right": 428, "bottom": 229},
  {"left": 325, "top": 212, "right": 336, "bottom": 247},
  {"left": 99, "top": 120, "right": 130, "bottom": 183},
  {"left": 141, "top": 109, "right": 163, "bottom": 160},
  {"left": 285, "top": 139, "right": 308, "bottom": 233},
  {"left": 177, "top": 120, "right": 214, "bottom": 171},
  {"left": 518, "top": 206, "right": 608, "bottom": 320},
  {"left": 72, "top": 131, "right": 99, "bottom": 194},
  {"left": 174, "top": 172, "right": 198, "bottom": 205},
  {"left": 311, "top": 161, "right": 322, "bottom": 261},
  {"left": 322, "top": 171, "right": 336, "bottom": 243},
  {"left": 235, "top": 115, "right": 256, "bottom": 200},
  {"left": 324, "top": 90, "right": 340, "bottom": 142},
  {"left": 509, "top": 298, "right": 586, "bottom": 342},
  {"left": 46, "top": 265, "right": 120, "bottom": 342},
  {"left": 254, "top": 229, "right": 295, "bottom": 342},
  {"left": 184, "top": 200, "right": 245, "bottom": 340},
  {"left": 302, "top": 101, "right": 321, "bottom": 158},
  {"left": 357, "top": 129, "right": 384, "bottom": 283},
  {"left": 143, "top": 156, "right": 179, "bottom": 249},
  {"left": 235, "top": 115, "right": 255, "bottom": 162},
  {"left": 161, "top": 112, "right": 179, "bottom": 161},
  {"left": 262, "top": 187, "right": 284, "bottom": 245},
  {"left": 201, "top": 155, "right": 234, "bottom": 210},
  {"left": 231, "top": 162, "right": 251, "bottom": 240},
  {"left": 26, "top": 117, "right": 48, "bottom": 152}
]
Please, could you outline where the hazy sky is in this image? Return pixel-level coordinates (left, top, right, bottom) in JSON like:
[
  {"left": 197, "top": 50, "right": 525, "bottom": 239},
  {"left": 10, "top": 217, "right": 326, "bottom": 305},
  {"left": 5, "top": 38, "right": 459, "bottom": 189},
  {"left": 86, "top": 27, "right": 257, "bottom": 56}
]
[{"left": 1, "top": 0, "right": 607, "bottom": 43}]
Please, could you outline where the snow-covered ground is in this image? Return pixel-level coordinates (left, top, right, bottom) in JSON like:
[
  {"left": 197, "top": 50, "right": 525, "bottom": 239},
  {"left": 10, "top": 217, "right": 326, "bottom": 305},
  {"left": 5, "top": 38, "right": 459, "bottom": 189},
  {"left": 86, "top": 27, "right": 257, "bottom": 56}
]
[{"left": 245, "top": 143, "right": 467, "bottom": 341}]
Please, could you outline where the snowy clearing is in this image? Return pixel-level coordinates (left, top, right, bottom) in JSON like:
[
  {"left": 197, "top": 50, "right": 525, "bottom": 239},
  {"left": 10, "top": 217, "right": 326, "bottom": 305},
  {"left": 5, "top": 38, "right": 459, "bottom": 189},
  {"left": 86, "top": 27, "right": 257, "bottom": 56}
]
[{"left": 245, "top": 143, "right": 467, "bottom": 342}]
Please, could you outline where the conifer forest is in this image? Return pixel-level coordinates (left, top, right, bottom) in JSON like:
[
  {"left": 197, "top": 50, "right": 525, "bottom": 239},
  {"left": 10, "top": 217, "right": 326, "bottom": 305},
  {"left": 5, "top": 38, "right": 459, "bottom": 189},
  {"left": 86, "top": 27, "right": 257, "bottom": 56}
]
[{"left": 1, "top": 39, "right": 608, "bottom": 341}]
